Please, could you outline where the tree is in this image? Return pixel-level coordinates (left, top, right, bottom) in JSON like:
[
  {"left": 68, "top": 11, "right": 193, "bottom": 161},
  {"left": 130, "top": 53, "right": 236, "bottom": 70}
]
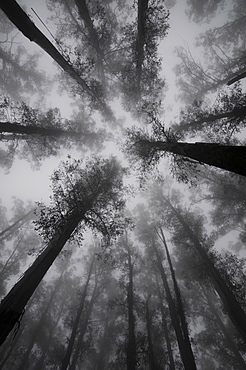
[
  {"left": 0, "top": 156, "right": 126, "bottom": 346},
  {"left": 0, "top": 0, "right": 113, "bottom": 119},
  {"left": 126, "top": 126, "right": 246, "bottom": 178},
  {"left": 148, "top": 185, "right": 246, "bottom": 344},
  {"left": 0, "top": 96, "right": 104, "bottom": 169}
]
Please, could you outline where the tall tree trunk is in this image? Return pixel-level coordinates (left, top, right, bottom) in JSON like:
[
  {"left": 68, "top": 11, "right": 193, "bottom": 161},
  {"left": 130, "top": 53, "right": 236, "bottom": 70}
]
[
  {"left": 126, "top": 239, "right": 137, "bottom": 370},
  {"left": 156, "top": 280, "right": 175, "bottom": 370},
  {"left": 0, "top": 0, "right": 112, "bottom": 119},
  {"left": 0, "top": 208, "right": 34, "bottom": 241},
  {"left": 0, "top": 122, "right": 85, "bottom": 139},
  {"left": 202, "top": 286, "right": 246, "bottom": 369},
  {"left": 145, "top": 297, "right": 159, "bottom": 370},
  {"left": 153, "top": 242, "right": 197, "bottom": 370},
  {"left": 140, "top": 140, "right": 246, "bottom": 177},
  {"left": 163, "top": 196, "right": 246, "bottom": 344},
  {"left": 61, "top": 253, "right": 95, "bottom": 370},
  {"left": 136, "top": 0, "right": 148, "bottom": 93},
  {"left": 17, "top": 264, "right": 68, "bottom": 370},
  {"left": 0, "top": 210, "right": 87, "bottom": 346},
  {"left": 157, "top": 228, "right": 196, "bottom": 367}
]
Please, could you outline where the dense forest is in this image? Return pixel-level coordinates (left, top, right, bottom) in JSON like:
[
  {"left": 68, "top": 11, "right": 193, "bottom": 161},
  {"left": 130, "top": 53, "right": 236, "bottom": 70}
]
[{"left": 0, "top": 0, "right": 246, "bottom": 369}]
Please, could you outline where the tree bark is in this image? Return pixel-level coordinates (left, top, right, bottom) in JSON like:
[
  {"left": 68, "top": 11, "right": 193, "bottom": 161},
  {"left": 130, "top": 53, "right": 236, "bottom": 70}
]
[
  {"left": 0, "top": 0, "right": 112, "bottom": 119},
  {"left": 163, "top": 196, "right": 246, "bottom": 344},
  {"left": 136, "top": 0, "right": 148, "bottom": 92},
  {"left": 142, "top": 140, "right": 246, "bottom": 177},
  {"left": 0, "top": 211, "right": 85, "bottom": 346}
]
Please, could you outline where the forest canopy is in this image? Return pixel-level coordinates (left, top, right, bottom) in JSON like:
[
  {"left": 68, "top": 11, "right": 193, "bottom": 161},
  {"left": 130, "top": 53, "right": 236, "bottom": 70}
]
[{"left": 0, "top": 0, "right": 246, "bottom": 369}]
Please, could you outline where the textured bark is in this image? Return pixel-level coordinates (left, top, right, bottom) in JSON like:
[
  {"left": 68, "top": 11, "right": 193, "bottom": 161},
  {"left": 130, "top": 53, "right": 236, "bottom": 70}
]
[
  {"left": 163, "top": 196, "right": 246, "bottom": 344},
  {"left": 61, "top": 254, "right": 95, "bottom": 370},
  {"left": 0, "top": 0, "right": 112, "bottom": 118}
]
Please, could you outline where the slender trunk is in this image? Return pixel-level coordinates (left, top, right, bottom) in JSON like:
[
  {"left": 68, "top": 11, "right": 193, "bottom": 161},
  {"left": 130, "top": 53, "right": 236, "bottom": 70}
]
[
  {"left": 156, "top": 280, "right": 175, "bottom": 370},
  {"left": 175, "top": 106, "right": 246, "bottom": 133},
  {"left": 163, "top": 196, "right": 246, "bottom": 344},
  {"left": 0, "top": 210, "right": 87, "bottom": 346},
  {"left": 157, "top": 229, "right": 196, "bottom": 367},
  {"left": 96, "top": 316, "right": 109, "bottom": 370},
  {"left": 153, "top": 242, "right": 197, "bottom": 370},
  {"left": 228, "top": 69, "right": 246, "bottom": 85},
  {"left": 61, "top": 254, "right": 95, "bottom": 370},
  {"left": 202, "top": 286, "right": 246, "bottom": 369},
  {"left": 136, "top": 0, "right": 148, "bottom": 92},
  {"left": 126, "top": 241, "right": 136, "bottom": 370},
  {"left": 146, "top": 297, "right": 159, "bottom": 370},
  {"left": 0, "top": 209, "right": 34, "bottom": 240},
  {"left": 74, "top": 0, "right": 105, "bottom": 81},
  {"left": 69, "top": 278, "right": 98, "bottom": 370},
  {"left": 0, "top": 232, "right": 26, "bottom": 280},
  {"left": 0, "top": 0, "right": 112, "bottom": 119},
  {"left": 143, "top": 140, "right": 246, "bottom": 177}
]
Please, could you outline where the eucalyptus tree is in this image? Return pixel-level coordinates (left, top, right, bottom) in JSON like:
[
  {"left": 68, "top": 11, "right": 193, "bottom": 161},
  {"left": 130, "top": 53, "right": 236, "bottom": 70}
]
[
  {"left": 0, "top": 10, "right": 46, "bottom": 102},
  {"left": 0, "top": 97, "right": 104, "bottom": 170},
  {"left": 0, "top": 0, "right": 113, "bottom": 119},
  {"left": 147, "top": 184, "right": 246, "bottom": 344},
  {"left": 174, "top": 0, "right": 246, "bottom": 103},
  {"left": 134, "top": 205, "right": 197, "bottom": 369},
  {"left": 0, "top": 156, "right": 126, "bottom": 346},
  {"left": 126, "top": 124, "right": 246, "bottom": 178}
]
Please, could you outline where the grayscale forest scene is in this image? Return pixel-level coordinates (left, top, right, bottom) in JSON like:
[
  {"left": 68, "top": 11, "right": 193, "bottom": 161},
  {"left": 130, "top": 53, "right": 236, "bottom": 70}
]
[{"left": 0, "top": 0, "right": 246, "bottom": 368}]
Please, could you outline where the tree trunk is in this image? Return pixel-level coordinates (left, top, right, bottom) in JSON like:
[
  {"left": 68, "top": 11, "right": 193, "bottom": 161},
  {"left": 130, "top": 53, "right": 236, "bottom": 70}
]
[
  {"left": 69, "top": 278, "right": 98, "bottom": 370},
  {"left": 0, "top": 211, "right": 86, "bottom": 346},
  {"left": 156, "top": 280, "right": 175, "bottom": 370},
  {"left": 0, "top": 0, "right": 112, "bottom": 119},
  {"left": 34, "top": 292, "right": 67, "bottom": 370},
  {"left": 0, "top": 122, "right": 82, "bottom": 139},
  {"left": 61, "top": 253, "right": 95, "bottom": 370},
  {"left": 157, "top": 228, "right": 196, "bottom": 367},
  {"left": 17, "top": 264, "right": 67, "bottom": 370},
  {"left": 153, "top": 242, "right": 197, "bottom": 370},
  {"left": 0, "top": 208, "right": 34, "bottom": 240},
  {"left": 142, "top": 140, "right": 246, "bottom": 177},
  {"left": 126, "top": 240, "right": 137, "bottom": 370},
  {"left": 146, "top": 297, "right": 159, "bottom": 370},
  {"left": 202, "top": 286, "right": 246, "bottom": 369},
  {"left": 136, "top": 0, "right": 148, "bottom": 92},
  {"left": 163, "top": 196, "right": 246, "bottom": 344}
]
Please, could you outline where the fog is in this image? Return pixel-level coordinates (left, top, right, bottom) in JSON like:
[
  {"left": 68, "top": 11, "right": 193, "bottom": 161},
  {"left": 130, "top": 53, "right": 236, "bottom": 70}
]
[{"left": 0, "top": 0, "right": 246, "bottom": 369}]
